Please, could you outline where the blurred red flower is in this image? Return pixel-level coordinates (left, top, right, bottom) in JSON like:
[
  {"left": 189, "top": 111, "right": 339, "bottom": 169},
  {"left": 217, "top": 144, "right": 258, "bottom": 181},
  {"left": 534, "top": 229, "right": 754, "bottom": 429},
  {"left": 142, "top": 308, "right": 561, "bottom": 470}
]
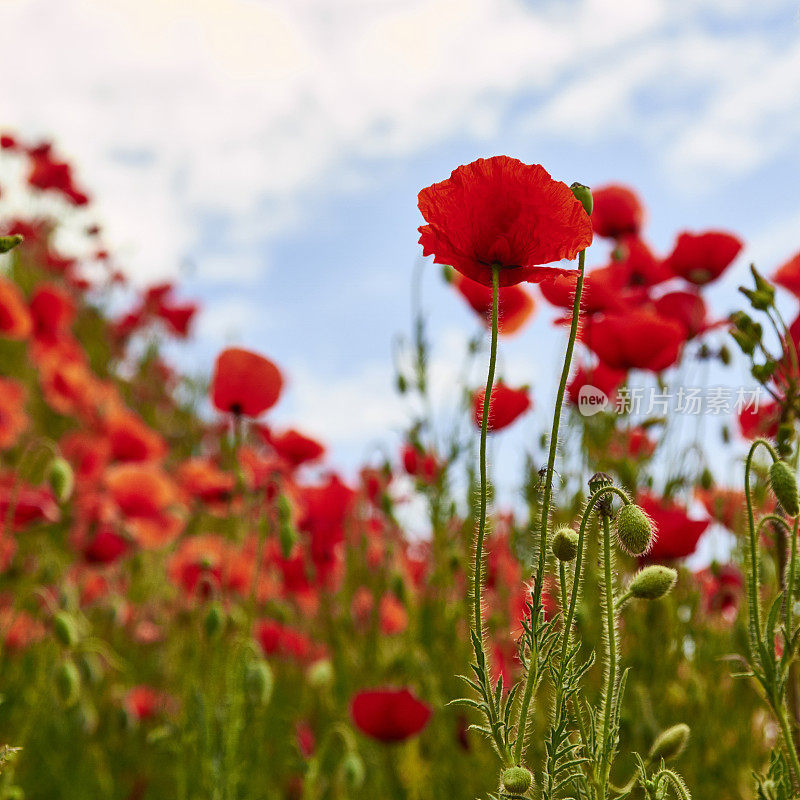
[
  {"left": 653, "top": 291, "right": 716, "bottom": 340},
  {"left": 738, "top": 400, "right": 781, "bottom": 440},
  {"left": 451, "top": 271, "right": 535, "bottom": 335},
  {"left": 0, "top": 378, "right": 28, "bottom": 449},
  {"left": 263, "top": 428, "right": 326, "bottom": 468},
  {"left": 401, "top": 444, "right": 440, "bottom": 484},
  {"left": 350, "top": 687, "right": 431, "bottom": 742},
  {"left": 567, "top": 361, "right": 627, "bottom": 406},
  {"left": 773, "top": 251, "right": 800, "bottom": 296},
  {"left": 471, "top": 381, "right": 532, "bottom": 431},
  {"left": 418, "top": 156, "right": 592, "bottom": 287},
  {"left": 695, "top": 563, "right": 743, "bottom": 622},
  {"left": 639, "top": 492, "right": 710, "bottom": 561},
  {"left": 211, "top": 347, "right": 283, "bottom": 417},
  {"left": 0, "top": 277, "right": 32, "bottom": 339},
  {"left": 581, "top": 310, "right": 685, "bottom": 372},
  {"left": 590, "top": 184, "right": 644, "bottom": 239},
  {"left": 664, "top": 231, "right": 743, "bottom": 286}
]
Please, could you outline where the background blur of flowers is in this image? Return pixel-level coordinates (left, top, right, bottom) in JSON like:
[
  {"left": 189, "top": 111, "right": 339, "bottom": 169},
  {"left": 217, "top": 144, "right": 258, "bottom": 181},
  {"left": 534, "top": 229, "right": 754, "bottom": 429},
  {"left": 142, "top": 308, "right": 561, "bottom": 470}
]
[{"left": 2, "top": 0, "right": 799, "bottom": 483}]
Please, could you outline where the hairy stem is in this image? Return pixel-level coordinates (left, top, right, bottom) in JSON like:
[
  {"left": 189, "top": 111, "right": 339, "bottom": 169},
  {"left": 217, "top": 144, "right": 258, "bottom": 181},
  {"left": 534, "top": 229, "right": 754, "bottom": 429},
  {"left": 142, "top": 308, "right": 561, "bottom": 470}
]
[{"left": 599, "top": 512, "right": 618, "bottom": 796}]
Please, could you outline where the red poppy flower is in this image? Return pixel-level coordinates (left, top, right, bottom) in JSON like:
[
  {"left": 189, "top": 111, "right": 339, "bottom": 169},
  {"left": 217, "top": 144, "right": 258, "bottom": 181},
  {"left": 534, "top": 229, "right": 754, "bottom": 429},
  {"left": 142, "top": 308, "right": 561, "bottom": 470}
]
[
  {"left": 773, "top": 251, "right": 800, "bottom": 296},
  {"left": 418, "top": 156, "right": 592, "bottom": 287},
  {"left": 255, "top": 619, "right": 321, "bottom": 663},
  {"left": 351, "top": 688, "right": 432, "bottom": 743},
  {"left": 540, "top": 264, "right": 631, "bottom": 316},
  {"left": 29, "top": 284, "right": 75, "bottom": 346},
  {"left": 401, "top": 444, "right": 440, "bottom": 484},
  {"left": 0, "top": 277, "right": 32, "bottom": 340},
  {"left": 125, "top": 686, "right": 166, "bottom": 720},
  {"left": 177, "top": 458, "right": 235, "bottom": 506},
  {"left": 83, "top": 527, "right": 130, "bottom": 565},
  {"left": 613, "top": 236, "right": 671, "bottom": 287},
  {"left": 695, "top": 487, "right": 747, "bottom": 533},
  {"left": 451, "top": 272, "right": 535, "bottom": 335},
  {"left": 263, "top": 428, "right": 326, "bottom": 468},
  {"left": 738, "top": 399, "right": 781, "bottom": 440},
  {"left": 664, "top": 231, "right": 743, "bottom": 286},
  {"left": 581, "top": 310, "right": 685, "bottom": 372},
  {"left": 471, "top": 381, "right": 532, "bottom": 431},
  {"left": 27, "top": 143, "right": 89, "bottom": 206},
  {"left": 104, "top": 406, "right": 167, "bottom": 463},
  {"left": 591, "top": 184, "right": 644, "bottom": 239},
  {"left": 567, "top": 361, "right": 627, "bottom": 406},
  {"left": 0, "top": 378, "right": 28, "bottom": 449},
  {"left": 608, "top": 426, "right": 656, "bottom": 460},
  {"left": 653, "top": 291, "right": 717, "bottom": 340},
  {"left": 211, "top": 347, "right": 283, "bottom": 417},
  {"left": 639, "top": 492, "right": 710, "bottom": 561},
  {"left": 695, "top": 563, "right": 743, "bottom": 621}
]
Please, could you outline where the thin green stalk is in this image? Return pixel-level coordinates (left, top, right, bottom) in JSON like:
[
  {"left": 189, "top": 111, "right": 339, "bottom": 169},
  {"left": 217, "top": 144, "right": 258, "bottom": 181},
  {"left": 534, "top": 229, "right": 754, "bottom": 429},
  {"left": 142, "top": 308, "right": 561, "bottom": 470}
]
[
  {"left": 599, "top": 512, "right": 618, "bottom": 794},
  {"left": 473, "top": 265, "right": 500, "bottom": 644},
  {"left": 745, "top": 438, "right": 779, "bottom": 640},
  {"left": 778, "top": 706, "right": 800, "bottom": 789},
  {"left": 512, "top": 250, "right": 587, "bottom": 766},
  {"left": 471, "top": 264, "right": 508, "bottom": 761},
  {"left": 532, "top": 249, "right": 586, "bottom": 609}
]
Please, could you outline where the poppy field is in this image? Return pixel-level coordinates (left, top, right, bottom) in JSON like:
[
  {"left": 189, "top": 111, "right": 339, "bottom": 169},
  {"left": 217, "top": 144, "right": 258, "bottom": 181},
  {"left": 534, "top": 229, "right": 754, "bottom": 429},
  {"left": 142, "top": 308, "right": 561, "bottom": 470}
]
[{"left": 3, "top": 135, "right": 800, "bottom": 800}]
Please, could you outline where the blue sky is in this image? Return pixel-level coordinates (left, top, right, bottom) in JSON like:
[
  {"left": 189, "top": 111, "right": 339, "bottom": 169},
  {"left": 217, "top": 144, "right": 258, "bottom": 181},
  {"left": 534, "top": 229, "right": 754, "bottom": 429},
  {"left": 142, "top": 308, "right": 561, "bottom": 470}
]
[{"left": 2, "top": 0, "right": 800, "bottom": 525}]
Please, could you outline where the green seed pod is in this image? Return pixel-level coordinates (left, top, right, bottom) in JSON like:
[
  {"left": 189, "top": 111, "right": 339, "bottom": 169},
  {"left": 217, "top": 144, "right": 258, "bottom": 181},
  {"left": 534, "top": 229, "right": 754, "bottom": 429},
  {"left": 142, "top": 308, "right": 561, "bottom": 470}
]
[
  {"left": 615, "top": 504, "right": 655, "bottom": 556},
  {"left": 55, "top": 660, "right": 81, "bottom": 707},
  {"left": 570, "top": 182, "right": 593, "bottom": 216},
  {"left": 244, "top": 659, "right": 274, "bottom": 707},
  {"left": 341, "top": 752, "right": 365, "bottom": 789},
  {"left": 47, "top": 457, "right": 74, "bottom": 504},
  {"left": 629, "top": 565, "right": 677, "bottom": 600},
  {"left": 551, "top": 527, "right": 579, "bottom": 562},
  {"left": 204, "top": 602, "right": 225, "bottom": 638},
  {"left": 770, "top": 460, "right": 799, "bottom": 517},
  {"left": 53, "top": 611, "right": 79, "bottom": 648},
  {"left": 648, "top": 722, "right": 690, "bottom": 762},
  {"left": 502, "top": 766, "right": 533, "bottom": 795},
  {"left": 0, "top": 234, "right": 23, "bottom": 254}
]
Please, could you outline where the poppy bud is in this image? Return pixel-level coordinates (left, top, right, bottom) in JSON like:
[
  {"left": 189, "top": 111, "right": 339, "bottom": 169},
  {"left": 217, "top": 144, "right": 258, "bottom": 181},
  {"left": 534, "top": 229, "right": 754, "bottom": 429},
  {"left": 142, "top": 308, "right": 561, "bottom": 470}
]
[
  {"left": 750, "top": 264, "right": 776, "bottom": 305},
  {"left": 307, "top": 659, "right": 334, "bottom": 689},
  {"left": 699, "top": 468, "right": 714, "bottom": 491},
  {"left": 588, "top": 472, "right": 614, "bottom": 517},
  {"left": 502, "top": 766, "right": 533, "bottom": 795},
  {"left": 739, "top": 286, "right": 773, "bottom": 312},
  {"left": 244, "top": 659, "right": 273, "bottom": 707},
  {"left": 204, "top": 603, "right": 225, "bottom": 638},
  {"left": 615, "top": 504, "right": 654, "bottom": 556},
  {"left": 777, "top": 424, "right": 795, "bottom": 459},
  {"left": 629, "top": 565, "right": 677, "bottom": 600},
  {"left": 53, "top": 611, "right": 79, "bottom": 648},
  {"left": 341, "top": 752, "right": 365, "bottom": 789},
  {"left": 0, "top": 234, "right": 23, "bottom": 254},
  {"left": 570, "top": 182, "right": 593, "bottom": 216},
  {"left": 552, "top": 527, "right": 579, "bottom": 561},
  {"left": 47, "top": 457, "right": 74, "bottom": 503},
  {"left": 648, "top": 722, "right": 690, "bottom": 762},
  {"left": 55, "top": 660, "right": 81, "bottom": 707},
  {"left": 769, "top": 461, "right": 799, "bottom": 517},
  {"left": 442, "top": 264, "right": 455, "bottom": 284},
  {"left": 718, "top": 345, "right": 731, "bottom": 365}
]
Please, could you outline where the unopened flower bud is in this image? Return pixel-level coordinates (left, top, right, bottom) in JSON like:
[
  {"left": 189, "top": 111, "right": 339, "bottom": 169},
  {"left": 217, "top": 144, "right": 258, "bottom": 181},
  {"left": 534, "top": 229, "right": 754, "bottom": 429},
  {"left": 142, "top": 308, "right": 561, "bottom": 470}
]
[
  {"left": 47, "top": 457, "right": 74, "bottom": 503},
  {"left": 307, "top": 659, "right": 334, "bottom": 689},
  {"left": 552, "top": 527, "right": 579, "bottom": 561},
  {"left": 648, "top": 722, "right": 690, "bottom": 762},
  {"left": 629, "top": 565, "right": 677, "bottom": 600},
  {"left": 0, "top": 234, "right": 23, "bottom": 254},
  {"left": 570, "top": 182, "right": 593, "bottom": 216},
  {"left": 740, "top": 286, "right": 773, "bottom": 312},
  {"left": 588, "top": 472, "right": 614, "bottom": 517},
  {"left": 55, "top": 660, "right": 81, "bottom": 707},
  {"left": 751, "top": 361, "right": 777, "bottom": 384},
  {"left": 244, "top": 659, "right": 273, "bottom": 707},
  {"left": 718, "top": 345, "right": 731, "bottom": 365},
  {"left": 53, "top": 611, "right": 79, "bottom": 648},
  {"left": 442, "top": 264, "right": 455, "bottom": 284},
  {"left": 615, "top": 504, "right": 655, "bottom": 556},
  {"left": 770, "top": 460, "right": 799, "bottom": 517},
  {"left": 204, "top": 602, "right": 225, "bottom": 638},
  {"left": 341, "top": 752, "right": 365, "bottom": 789},
  {"left": 502, "top": 766, "right": 533, "bottom": 795},
  {"left": 750, "top": 264, "right": 776, "bottom": 305}
]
